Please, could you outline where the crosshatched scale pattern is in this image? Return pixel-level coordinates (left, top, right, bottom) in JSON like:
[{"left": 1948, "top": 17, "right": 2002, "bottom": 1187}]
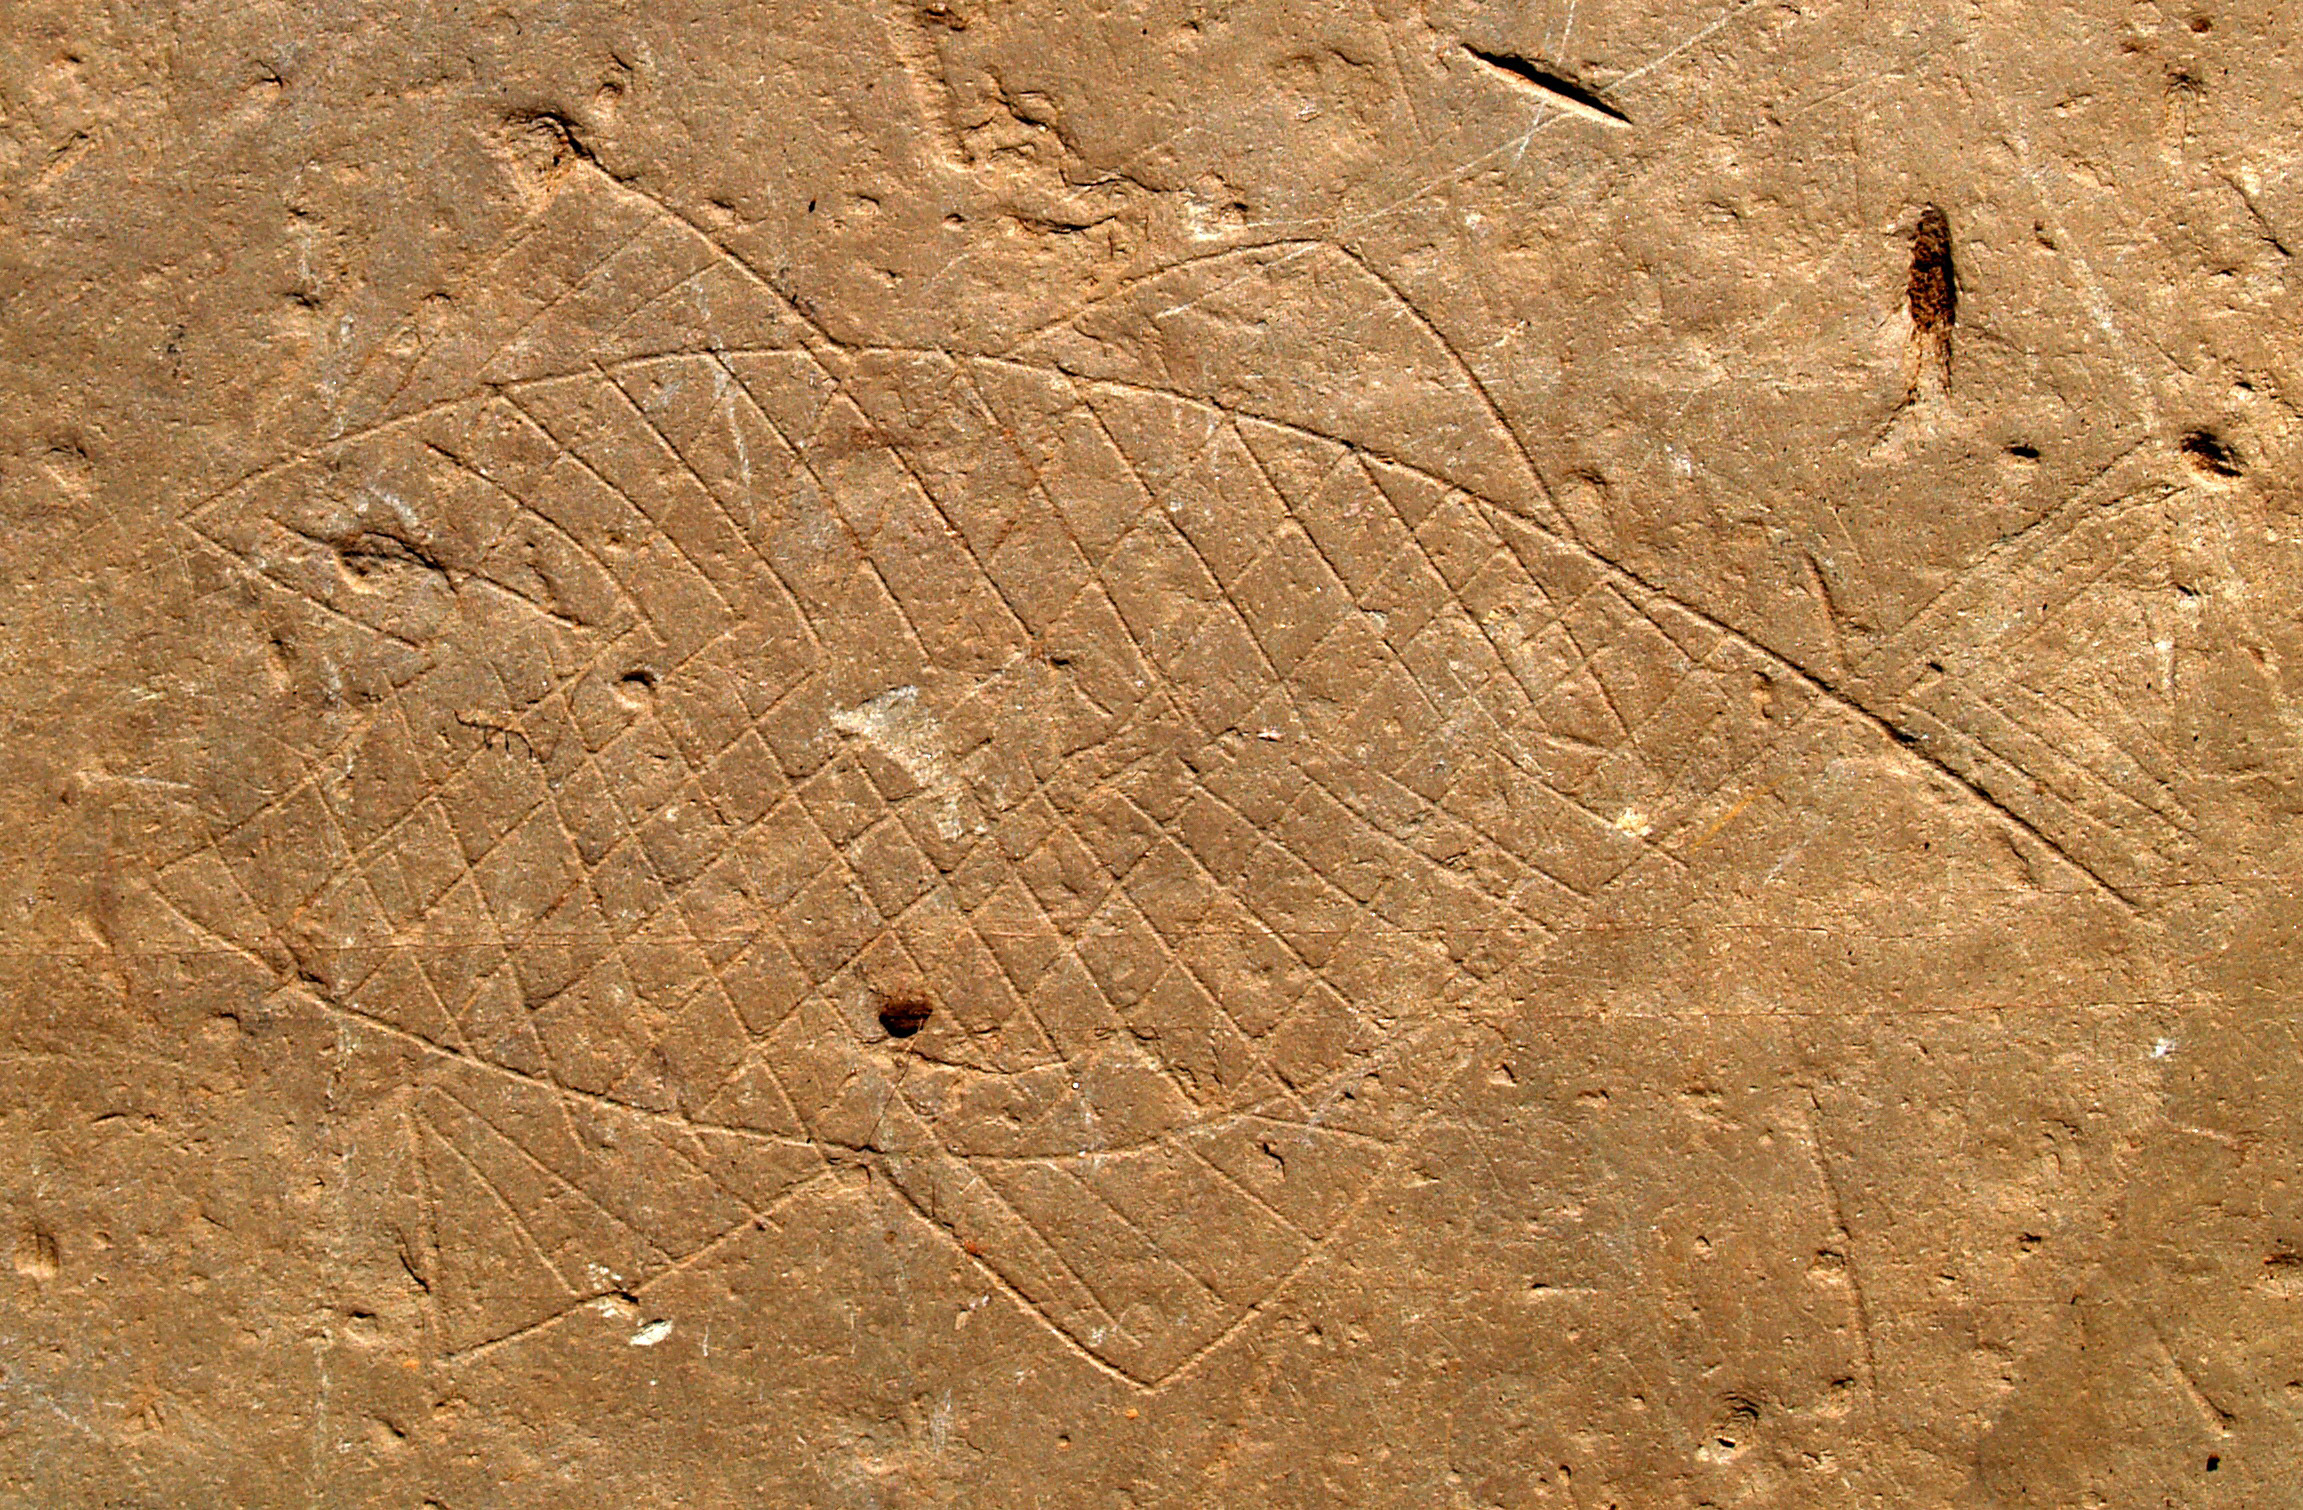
[{"left": 149, "top": 164, "right": 2174, "bottom": 1387}]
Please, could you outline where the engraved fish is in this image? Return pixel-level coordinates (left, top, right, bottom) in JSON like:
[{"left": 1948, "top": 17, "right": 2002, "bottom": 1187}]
[{"left": 154, "top": 162, "right": 2170, "bottom": 1384}]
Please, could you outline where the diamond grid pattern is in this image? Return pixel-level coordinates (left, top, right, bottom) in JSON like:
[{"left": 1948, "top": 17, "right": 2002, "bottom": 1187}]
[{"left": 150, "top": 164, "right": 2160, "bottom": 1386}]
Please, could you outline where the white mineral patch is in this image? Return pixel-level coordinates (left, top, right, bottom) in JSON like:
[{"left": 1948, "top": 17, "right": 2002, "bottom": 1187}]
[{"left": 832, "top": 685, "right": 947, "bottom": 787}]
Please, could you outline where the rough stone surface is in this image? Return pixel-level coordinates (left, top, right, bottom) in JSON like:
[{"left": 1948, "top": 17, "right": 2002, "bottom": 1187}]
[{"left": 4, "top": 1, "right": 2301, "bottom": 1504}]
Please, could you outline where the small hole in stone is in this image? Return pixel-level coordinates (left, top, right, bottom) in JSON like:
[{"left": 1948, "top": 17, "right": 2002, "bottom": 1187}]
[
  {"left": 2007, "top": 443, "right": 2040, "bottom": 460},
  {"left": 2207, "top": 1454, "right": 2221, "bottom": 1471},
  {"left": 876, "top": 995, "right": 934, "bottom": 1038},
  {"left": 618, "top": 667, "right": 659, "bottom": 693},
  {"left": 2181, "top": 430, "right": 2242, "bottom": 477},
  {"left": 2191, "top": 14, "right": 2213, "bottom": 31}
]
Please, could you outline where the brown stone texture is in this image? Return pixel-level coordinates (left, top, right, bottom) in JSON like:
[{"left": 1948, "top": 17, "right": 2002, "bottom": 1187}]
[{"left": 4, "top": 0, "right": 2301, "bottom": 1503}]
